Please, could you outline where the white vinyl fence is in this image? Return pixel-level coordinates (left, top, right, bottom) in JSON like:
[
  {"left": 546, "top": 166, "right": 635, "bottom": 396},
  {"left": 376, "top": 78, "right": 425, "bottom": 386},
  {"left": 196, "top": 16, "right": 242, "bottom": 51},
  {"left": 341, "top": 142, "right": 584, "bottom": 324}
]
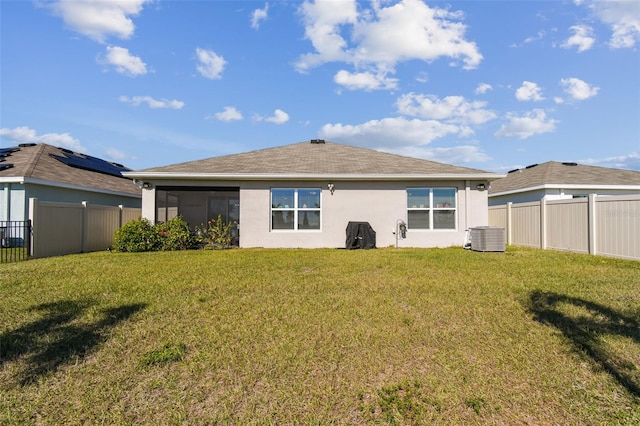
[
  {"left": 489, "top": 194, "right": 640, "bottom": 261},
  {"left": 29, "top": 198, "right": 141, "bottom": 259}
]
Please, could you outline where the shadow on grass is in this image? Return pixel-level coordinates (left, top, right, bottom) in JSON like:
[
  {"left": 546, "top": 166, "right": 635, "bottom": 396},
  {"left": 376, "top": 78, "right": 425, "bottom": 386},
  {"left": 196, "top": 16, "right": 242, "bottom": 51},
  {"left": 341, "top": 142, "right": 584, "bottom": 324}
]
[
  {"left": 527, "top": 291, "right": 639, "bottom": 398},
  {"left": 0, "top": 299, "right": 146, "bottom": 387}
]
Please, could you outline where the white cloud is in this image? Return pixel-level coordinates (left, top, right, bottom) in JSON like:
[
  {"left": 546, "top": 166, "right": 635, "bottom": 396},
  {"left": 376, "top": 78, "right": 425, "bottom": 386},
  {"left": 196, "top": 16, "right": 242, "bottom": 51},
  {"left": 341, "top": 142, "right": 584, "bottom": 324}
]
[
  {"left": 510, "top": 31, "right": 547, "bottom": 48},
  {"left": 475, "top": 83, "right": 493, "bottom": 95},
  {"left": 495, "top": 109, "right": 558, "bottom": 139},
  {"left": 334, "top": 70, "right": 398, "bottom": 91},
  {"left": 317, "top": 119, "right": 490, "bottom": 163},
  {"left": 295, "top": 0, "right": 482, "bottom": 88},
  {"left": 255, "top": 109, "right": 290, "bottom": 124},
  {"left": 562, "top": 25, "right": 595, "bottom": 52},
  {"left": 396, "top": 93, "right": 497, "bottom": 124},
  {"left": 350, "top": 0, "right": 482, "bottom": 69},
  {"left": 99, "top": 46, "right": 147, "bottom": 76},
  {"left": 47, "top": 0, "right": 151, "bottom": 43},
  {"left": 119, "top": 96, "right": 184, "bottom": 109},
  {"left": 212, "top": 106, "right": 243, "bottom": 122},
  {"left": 515, "top": 81, "right": 545, "bottom": 102},
  {"left": 105, "top": 148, "right": 128, "bottom": 161},
  {"left": 560, "top": 77, "right": 599, "bottom": 101},
  {"left": 394, "top": 145, "right": 491, "bottom": 164},
  {"left": 295, "top": 0, "right": 358, "bottom": 72},
  {"left": 319, "top": 117, "right": 460, "bottom": 148},
  {"left": 580, "top": 152, "right": 640, "bottom": 171},
  {"left": 587, "top": 0, "right": 640, "bottom": 48},
  {"left": 0, "top": 126, "right": 86, "bottom": 152},
  {"left": 195, "top": 48, "right": 226, "bottom": 79},
  {"left": 251, "top": 3, "right": 269, "bottom": 29},
  {"left": 415, "top": 72, "right": 429, "bottom": 83}
]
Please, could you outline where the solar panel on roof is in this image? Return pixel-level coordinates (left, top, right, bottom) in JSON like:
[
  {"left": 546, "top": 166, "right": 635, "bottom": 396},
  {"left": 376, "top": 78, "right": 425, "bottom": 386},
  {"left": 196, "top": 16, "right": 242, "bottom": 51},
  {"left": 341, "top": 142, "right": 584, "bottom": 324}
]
[
  {"left": 50, "top": 151, "right": 131, "bottom": 178},
  {"left": 0, "top": 147, "right": 20, "bottom": 156}
]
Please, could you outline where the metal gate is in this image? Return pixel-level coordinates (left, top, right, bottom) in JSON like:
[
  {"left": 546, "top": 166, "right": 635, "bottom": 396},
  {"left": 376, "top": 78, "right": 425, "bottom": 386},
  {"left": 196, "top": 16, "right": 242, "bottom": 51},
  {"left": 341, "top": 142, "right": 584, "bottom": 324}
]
[{"left": 0, "top": 220, "right": 31, "bottom": 263}]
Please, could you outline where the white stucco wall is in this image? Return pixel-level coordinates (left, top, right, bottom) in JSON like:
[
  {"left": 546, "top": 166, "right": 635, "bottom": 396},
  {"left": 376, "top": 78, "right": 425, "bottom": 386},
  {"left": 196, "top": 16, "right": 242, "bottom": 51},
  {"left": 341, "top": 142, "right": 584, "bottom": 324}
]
[{"left": 143, "top": 179, "right": 490, "bottom": 249}]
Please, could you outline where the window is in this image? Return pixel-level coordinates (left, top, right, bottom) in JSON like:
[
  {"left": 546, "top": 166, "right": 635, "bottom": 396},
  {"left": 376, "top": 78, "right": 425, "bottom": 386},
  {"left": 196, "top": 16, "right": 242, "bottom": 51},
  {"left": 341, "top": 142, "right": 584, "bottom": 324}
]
[
  {"left": 271, "top": 188, "right": 321, "bottom": 230},
  {"left": 407, "top": 188, "right": 457, "bottom": 230}
]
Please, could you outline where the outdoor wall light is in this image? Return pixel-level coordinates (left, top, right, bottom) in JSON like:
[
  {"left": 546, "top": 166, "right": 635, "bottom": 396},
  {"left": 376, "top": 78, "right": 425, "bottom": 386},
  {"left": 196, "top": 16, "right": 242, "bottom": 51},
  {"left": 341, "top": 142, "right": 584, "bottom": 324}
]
[
  {"left": 327, "top": 183, "right": 335, "bottom": 195},
  {"left": 142, "top": 182, "right": 153, "bottom": 189},
  {"left": 476, "top": 183, "right": 486, "bottom": 191}
]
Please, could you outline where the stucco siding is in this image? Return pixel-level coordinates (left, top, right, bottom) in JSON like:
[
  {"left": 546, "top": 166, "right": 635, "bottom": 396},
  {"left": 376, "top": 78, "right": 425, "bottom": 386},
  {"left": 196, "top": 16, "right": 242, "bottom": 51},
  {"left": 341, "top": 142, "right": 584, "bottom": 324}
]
[{"left": 185, "top": 179, "right": 488, "bottom": 249}]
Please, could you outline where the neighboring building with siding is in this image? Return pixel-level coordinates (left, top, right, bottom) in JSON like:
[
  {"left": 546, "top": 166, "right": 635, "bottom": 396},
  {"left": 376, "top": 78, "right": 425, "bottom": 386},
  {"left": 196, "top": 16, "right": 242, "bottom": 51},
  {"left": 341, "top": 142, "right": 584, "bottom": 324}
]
[
  {"left": 124, "top": 139, "right": 504, "bottom": 249},
  {"left": 1, "top": 143, "right": 141, "bottom": 222},
  {"left": 488, "top": 161, "right": 640, "bottom": 206}
]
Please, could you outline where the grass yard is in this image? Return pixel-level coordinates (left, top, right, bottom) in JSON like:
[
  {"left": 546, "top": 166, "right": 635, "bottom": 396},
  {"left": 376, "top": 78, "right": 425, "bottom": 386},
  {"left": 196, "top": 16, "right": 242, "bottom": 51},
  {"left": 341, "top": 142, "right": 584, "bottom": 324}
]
[{"left": 1, "top": 247, "right": 639, "bottom": 425}]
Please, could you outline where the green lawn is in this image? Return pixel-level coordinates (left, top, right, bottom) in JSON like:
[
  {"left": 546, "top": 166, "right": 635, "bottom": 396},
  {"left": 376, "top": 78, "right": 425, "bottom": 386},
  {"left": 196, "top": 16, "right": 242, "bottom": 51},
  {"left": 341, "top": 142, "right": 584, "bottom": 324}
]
[{"left": 1, "top": 247, "right": 638, "bottom": 425}]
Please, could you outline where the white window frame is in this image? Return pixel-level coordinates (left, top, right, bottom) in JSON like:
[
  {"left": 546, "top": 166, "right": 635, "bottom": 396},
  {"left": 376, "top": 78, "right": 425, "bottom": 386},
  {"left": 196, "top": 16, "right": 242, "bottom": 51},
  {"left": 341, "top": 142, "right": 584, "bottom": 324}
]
[
  {"left": 271, "top": 188, "right": 322, "bottom": 231},
  {"left": 407, "top": 187, "right": 457, "bottom": 230}
]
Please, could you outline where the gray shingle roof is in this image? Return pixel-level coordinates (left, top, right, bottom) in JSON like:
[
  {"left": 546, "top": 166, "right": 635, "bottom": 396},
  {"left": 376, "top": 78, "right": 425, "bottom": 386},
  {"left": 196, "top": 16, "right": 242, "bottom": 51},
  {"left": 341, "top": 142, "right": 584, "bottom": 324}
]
[
  {"left": 132, "top": 140, "right": 496, "bottom": 177},
  {"left": 489, "top": 161, "right": 640, "bottom": 194},
  {"left": 0, "top": 143, "right": 141, "bottom": 196}
]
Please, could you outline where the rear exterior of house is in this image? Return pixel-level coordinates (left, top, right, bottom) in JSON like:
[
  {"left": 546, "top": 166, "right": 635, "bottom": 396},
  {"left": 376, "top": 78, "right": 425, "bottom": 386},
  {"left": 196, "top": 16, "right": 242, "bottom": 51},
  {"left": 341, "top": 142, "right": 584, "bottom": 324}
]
[{"left": 125, "top": 140, "right": 504, "bottom": 249}]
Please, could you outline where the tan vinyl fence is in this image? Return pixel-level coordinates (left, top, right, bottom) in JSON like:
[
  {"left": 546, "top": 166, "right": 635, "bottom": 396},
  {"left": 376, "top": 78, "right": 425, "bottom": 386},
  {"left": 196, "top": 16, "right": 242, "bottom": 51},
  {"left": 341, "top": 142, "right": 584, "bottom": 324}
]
[
  {"left": 489, "top": 194, "right": 640, "bottom": 261},
  {"left": 29, "top": 198, "right": 141, "bottom": 259}
]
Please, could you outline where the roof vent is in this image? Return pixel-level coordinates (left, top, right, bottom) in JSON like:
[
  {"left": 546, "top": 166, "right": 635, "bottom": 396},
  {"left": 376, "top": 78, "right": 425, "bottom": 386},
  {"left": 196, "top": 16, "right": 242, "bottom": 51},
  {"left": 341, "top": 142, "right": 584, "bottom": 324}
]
[
  {"left": 562, "top": 162, "right": 578, "bottom": 166},
  {"left": 507, "top": 168, "right": 520, "bottom": 174},
  {"left": 18, "top": 143, "right": 37, "bottom": 148},
  {"left": 310, "top": 139, "right": 325, "bottom": 144},
  {"left": 525, "top": 163, "right": 538, "bottom": 169}
]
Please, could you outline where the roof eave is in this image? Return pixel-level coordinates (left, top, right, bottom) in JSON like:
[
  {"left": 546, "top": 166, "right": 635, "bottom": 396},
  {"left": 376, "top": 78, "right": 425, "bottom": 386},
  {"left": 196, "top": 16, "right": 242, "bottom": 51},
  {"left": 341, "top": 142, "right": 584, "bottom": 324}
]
[
  {"left": 489, "top": 183, "right": 640, "bottom": 197},
  {"left": 123, "top": 172, "right": 506, "bottom": 181},
  {"left": 1, "top": 176, "right": 141, "bottom": 198}
]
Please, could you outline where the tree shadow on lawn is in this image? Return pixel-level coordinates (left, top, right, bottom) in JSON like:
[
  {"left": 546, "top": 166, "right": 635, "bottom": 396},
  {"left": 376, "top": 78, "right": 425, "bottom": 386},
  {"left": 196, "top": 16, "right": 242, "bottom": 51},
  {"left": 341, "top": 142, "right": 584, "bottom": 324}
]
[
  {"left": 527, "top": 290, "right": 639, "bottom": 398},
  {"left": 0, "top": 299, "right": 146, "bottom": 387}
]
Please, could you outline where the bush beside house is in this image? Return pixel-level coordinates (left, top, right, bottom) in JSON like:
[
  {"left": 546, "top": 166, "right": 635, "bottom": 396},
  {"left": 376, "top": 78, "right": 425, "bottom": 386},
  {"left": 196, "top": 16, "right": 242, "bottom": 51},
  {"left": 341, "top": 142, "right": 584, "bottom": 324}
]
[{"left": 113, "top": 216, "right": 234, "bottom": 252}]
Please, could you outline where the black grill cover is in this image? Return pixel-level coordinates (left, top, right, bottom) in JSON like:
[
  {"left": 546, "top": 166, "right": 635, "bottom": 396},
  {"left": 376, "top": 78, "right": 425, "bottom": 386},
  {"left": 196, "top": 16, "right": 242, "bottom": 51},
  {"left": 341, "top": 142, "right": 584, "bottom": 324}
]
[{"left": 345, "top": 221, "right": 376, "bottom": 249}]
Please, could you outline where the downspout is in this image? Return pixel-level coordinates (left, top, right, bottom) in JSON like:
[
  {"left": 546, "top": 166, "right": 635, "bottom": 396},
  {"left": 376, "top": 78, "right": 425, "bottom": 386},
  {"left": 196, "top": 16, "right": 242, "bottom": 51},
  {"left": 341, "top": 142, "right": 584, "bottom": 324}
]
[{"left": 465, "top": 180, "right": 470, "bottom": 229}]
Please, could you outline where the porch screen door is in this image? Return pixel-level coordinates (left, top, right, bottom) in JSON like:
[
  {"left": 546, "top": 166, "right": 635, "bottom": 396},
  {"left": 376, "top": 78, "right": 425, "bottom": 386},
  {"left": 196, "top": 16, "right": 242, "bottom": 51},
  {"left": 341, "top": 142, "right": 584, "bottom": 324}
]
[{"left": 208, "top": 194, "right": 240, "bottom": 245}]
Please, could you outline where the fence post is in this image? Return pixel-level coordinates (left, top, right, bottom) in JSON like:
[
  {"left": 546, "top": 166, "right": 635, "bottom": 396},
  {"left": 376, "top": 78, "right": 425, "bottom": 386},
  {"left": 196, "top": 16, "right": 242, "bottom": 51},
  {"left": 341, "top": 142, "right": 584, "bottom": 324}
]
[
  {"left": 29, "top": 198, "right": 38, "bottom": 258},
  {"left": 82, "top": 201, "right": 88, "bottom": 253},
  {"left": 588, "top": 194, "right": 597, "bottom": 255},
  {"left": 540, "top": 198, "right": 547, "bottom": 250},
  {"left": 506, "top": 202, "right": 512, "bottom": 245}
]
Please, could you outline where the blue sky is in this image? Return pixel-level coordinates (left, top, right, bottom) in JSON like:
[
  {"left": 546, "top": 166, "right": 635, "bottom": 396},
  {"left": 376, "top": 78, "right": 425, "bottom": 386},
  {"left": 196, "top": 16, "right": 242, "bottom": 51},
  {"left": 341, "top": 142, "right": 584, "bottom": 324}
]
[{"left": 1, "top": 0, "right": 639, "bottom": 172}]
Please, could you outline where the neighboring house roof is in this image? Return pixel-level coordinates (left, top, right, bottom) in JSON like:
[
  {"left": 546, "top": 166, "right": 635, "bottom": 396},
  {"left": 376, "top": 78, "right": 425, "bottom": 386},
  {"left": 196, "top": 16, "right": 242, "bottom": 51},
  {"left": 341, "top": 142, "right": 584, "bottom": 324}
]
[
  {"left": 126, "top": 140, "right": 503, "bottom": 181},
  {"left": 489, "top": 161, "right": 640, "bottom": 196},
  {"left": 0, "top": 143, "right": 141, "bottom": 197}
]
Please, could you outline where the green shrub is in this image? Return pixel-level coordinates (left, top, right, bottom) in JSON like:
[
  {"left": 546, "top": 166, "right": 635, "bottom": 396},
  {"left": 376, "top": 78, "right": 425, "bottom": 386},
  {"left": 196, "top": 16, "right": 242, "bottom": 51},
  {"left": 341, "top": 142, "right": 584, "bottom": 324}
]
[
  {"left": 113, "top": 217, "right": 158, "bottom": 252},
  {"left": 195, "top": 215, "right": 234, "bottom": 249},
  {"left": 155, "top": 216, "right": 195, "bottom": 251}
]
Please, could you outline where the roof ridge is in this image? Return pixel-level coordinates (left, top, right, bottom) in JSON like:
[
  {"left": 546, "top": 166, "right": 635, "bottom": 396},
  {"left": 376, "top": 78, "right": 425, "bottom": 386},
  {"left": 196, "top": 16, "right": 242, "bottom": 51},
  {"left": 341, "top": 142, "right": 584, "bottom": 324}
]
[{"left": 22, "top": 143, "right": 48, "bottom": 178}]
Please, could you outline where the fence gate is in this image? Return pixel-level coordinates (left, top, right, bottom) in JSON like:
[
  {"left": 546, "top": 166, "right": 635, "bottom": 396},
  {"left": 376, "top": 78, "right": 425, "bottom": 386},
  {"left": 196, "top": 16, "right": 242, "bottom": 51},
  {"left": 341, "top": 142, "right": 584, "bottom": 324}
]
[{"left": 0, "top": 220, "right": 32, "bottom": 263}]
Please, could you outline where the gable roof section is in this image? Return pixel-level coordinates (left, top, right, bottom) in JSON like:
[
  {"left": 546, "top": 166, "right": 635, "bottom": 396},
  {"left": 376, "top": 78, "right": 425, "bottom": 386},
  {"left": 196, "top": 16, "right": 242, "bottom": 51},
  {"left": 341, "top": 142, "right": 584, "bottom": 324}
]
[
  {"left": 0, "top": 143, "right": 141, "bottom": 196},
  {"left": 489, "top": 161, "right": 640, "bottom": 196},
  {"left": 126, "top": 140, "right": 503, "bottom": 181}
]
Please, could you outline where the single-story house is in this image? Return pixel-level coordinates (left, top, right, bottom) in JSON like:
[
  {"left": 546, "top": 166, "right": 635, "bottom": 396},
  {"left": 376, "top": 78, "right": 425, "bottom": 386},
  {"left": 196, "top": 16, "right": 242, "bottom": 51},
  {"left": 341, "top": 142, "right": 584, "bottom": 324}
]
[
  {"left": 124, "top": 140, "right": 504, "bottom": 248},
  {"left": 1, "top": 143, "right": 141, "bottom": 222},
  {"left": 488, "top": 161, "right": 640, "bottom": 206}
]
